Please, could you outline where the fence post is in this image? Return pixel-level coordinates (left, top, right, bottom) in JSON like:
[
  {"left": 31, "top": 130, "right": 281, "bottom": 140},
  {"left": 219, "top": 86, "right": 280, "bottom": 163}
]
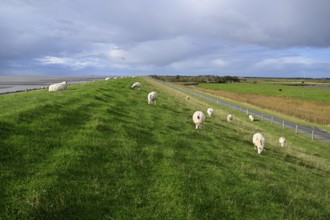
[
  {"left": 262, "top": 114, "right": 264, "bottom": 120},
  {"left": 282, "top": 120, "right": 285, "bottom": 128},
  {"left": 271, "top": 117, "right": 273, "bottom": 124},
  {"left": 247, "top": 109, "right": 249, "bottom": 114},
  {"left": 295, "top": 125, "right": 298, "bottom": 134},
  {"left": 312, "top": 128, "right": 315, "bottom": 140}
]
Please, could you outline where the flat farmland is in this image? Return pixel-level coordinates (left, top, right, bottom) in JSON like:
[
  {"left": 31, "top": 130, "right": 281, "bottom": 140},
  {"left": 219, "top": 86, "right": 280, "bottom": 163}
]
[{"left": 196, "top": 82, "right": 330, "bottom": 126}]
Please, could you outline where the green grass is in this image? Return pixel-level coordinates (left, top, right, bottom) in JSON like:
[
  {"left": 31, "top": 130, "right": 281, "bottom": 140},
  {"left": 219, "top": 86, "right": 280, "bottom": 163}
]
[
  {"left": 197, "top": 83, "right": 330, "bottom": 104},
  {"left": 0, "top": 77, "right": 329, "bottom": 219},
  {"left": 250, "top": 77, "right": 330, "bottom": 86}
]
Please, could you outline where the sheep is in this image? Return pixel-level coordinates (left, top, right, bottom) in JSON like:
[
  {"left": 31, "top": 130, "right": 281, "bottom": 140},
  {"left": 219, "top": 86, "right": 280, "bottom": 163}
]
[
  {"left": 252, "top": 133, "right": 265, "bottom": 154},
  {"left": 131, "top": 82, "right": 141, "bottom": 89},
  {"left": 192, "top": 111, "right": 206, "bottom": 129},
  {"left": 147, "top": 91, "right": 158, "bottom": 105},
  {"left": 227, "top": 114, "right": 233, "bottom": 122},
  {"left": 186, "top": 96, "right": 190, "bottom": 101},
  {"left": 48, "top": 81, "right": 67, "bottom": 92},
  {"left": 105, "top": 77, "right": 110, "bottom": 80},
  {"left": 249, "top": 114, "right": 254, "bottom": 121},
  {"left": 279, "top": 137, "right": 286, "bottom": 147},
  {"left": 207, "top": 108, "right": 214, "bottom": 117}
]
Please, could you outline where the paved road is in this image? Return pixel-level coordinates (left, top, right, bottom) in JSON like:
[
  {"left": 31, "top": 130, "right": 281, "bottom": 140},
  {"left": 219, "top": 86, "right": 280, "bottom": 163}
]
[{"left": 162, "top": 82, "right": 330, "bottom": 143}]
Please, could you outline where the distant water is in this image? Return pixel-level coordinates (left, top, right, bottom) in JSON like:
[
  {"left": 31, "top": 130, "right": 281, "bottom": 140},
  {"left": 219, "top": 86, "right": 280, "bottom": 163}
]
[{"left": 0, "top": 76, "right": 106, "bottom": 94}]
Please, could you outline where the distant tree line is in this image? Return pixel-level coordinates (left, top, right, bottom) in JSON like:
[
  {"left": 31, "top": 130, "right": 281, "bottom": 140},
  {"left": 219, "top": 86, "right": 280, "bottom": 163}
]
[{"left": 149, "top": 75, "right": 241, "bottom": 83}]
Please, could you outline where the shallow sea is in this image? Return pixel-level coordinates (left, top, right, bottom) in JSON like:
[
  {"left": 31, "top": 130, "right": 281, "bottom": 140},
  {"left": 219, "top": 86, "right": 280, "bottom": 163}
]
[{"left": 0, "top": 76, "right": 106, "bottom": 93}]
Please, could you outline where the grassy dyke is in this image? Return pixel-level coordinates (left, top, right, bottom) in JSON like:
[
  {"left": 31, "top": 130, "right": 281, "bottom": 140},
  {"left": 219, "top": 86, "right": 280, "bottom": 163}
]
[{"left": 0, "top": 77, "right": 329, "bottom": 219}]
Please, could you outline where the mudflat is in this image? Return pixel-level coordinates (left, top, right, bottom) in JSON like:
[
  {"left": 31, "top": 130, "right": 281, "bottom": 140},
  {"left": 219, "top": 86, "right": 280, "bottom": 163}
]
[{"left": 0, "top": 76, "right": 105, "bottom": 93}]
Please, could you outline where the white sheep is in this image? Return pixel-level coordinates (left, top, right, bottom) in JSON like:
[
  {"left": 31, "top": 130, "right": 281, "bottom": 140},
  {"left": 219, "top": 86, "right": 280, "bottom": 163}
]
[
  {"left": 249, "top": 114, "right": 254, "bottom": 121},
  {"left": 192, "top": 111, "right": 206, "bottom": 129},
  {"left": 105, "top": 77, "right": 110, "bottom": 80},
  {"left": 148, "top": 91, "right": 158, "bottom": 105},
  {"left": 279, "top": 137, "right": 286, "bottom": 147},
  {"left": 252, "top": 133, "right": 265, "bottom": 154},
  {"left": 207, "top": 108, "right": 214, "bottom": 117},
  {"left": 186, "top": 96, "right": 190, "bottom": 101},
  {"left": 227, "top": 114, "right": 233, "bottom": 122},
  {"left": 48, "top": 81, "right": 67, "bottom": 92},
  {"left": 131, "top": 82, "right": 141, "bottom": 89}
]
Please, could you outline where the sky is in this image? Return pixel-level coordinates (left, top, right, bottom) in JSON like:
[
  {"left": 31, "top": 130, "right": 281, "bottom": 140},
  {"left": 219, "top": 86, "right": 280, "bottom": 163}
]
[{"left": 1, "top": 0, "right": 330, "bottom": 78}]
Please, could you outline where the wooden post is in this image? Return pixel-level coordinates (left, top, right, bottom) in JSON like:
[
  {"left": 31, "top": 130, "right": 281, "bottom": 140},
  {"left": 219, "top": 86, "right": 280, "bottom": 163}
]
[
  {"left": 271, "top": 117, "right": 273, "bottom": 124},
  {"left": 282, "top": 120, "right": 285, "bottom": 128},
  {"left": 312, "top": 128, "right": 315, "bottom": 140},
  {"left": 295, "top": 125, "right": 298, "bottom": 134}
]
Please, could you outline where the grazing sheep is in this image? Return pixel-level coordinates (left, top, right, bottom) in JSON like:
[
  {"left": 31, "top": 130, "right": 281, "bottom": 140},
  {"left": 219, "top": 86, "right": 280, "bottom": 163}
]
[
  {"left": 105, "top": 77, "right": 110, "bottom": 80},
  {"left": 252, "top": 133, "right": 265, "bottom": 154},
  {"left": 207, "top": 108, "right": 214, "bottom": 117},
  {"left": 227, "top": 114, "right": 233, "bottom": 122},
  {"left": 48, "top": 81, "right": 67, "bottom": 92},
  {"left": 279, "top": 137, "right": 286, "bottom": 147},
  {"left": 131, "top": 82, "right": 141, "bottom": 89},
  {"left": 186, "top": 96, "right": 190, "bottom": 100},
  {"left": 148, "top": 91, "right": 158, "bottom": 105},
  {"left": 192, "top": 111, "right": 206, "bottom": 129},
  {"left": 249, "top": 114, "right": 254, "bottom": 121}
]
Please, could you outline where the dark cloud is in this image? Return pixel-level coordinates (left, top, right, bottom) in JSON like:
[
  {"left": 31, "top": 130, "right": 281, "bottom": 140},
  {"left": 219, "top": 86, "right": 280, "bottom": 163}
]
[{"left": 0, "top": 0, "right": 329, "bottom": 77}]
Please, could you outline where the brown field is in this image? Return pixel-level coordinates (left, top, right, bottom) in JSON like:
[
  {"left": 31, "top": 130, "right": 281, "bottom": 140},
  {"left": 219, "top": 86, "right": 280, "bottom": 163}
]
[{"left": 191, "top": 87, "right": 330, "bottom": 126}]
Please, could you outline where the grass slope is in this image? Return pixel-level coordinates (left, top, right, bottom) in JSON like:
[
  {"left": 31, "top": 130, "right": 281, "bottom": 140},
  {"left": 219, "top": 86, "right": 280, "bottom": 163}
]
[{"left": 0, "top": 77, "right": 329, "bottom": 219}]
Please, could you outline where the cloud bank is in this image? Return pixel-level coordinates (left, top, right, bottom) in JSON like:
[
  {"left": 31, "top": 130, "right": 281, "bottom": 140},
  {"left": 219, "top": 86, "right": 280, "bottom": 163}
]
[{"left": 1, "top": 0, "right": 330, "bottom": 77}]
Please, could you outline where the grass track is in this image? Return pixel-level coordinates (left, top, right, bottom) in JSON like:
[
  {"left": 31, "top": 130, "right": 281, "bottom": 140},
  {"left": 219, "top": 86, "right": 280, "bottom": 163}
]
[{"left": 0, "top": 77, "right": 329, "bottom": 219}]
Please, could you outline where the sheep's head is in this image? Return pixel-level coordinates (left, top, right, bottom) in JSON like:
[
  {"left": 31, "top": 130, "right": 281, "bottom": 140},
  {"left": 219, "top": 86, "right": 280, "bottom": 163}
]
[{"left": 257, "top": 140, "right": 264, "bottom": 154}]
